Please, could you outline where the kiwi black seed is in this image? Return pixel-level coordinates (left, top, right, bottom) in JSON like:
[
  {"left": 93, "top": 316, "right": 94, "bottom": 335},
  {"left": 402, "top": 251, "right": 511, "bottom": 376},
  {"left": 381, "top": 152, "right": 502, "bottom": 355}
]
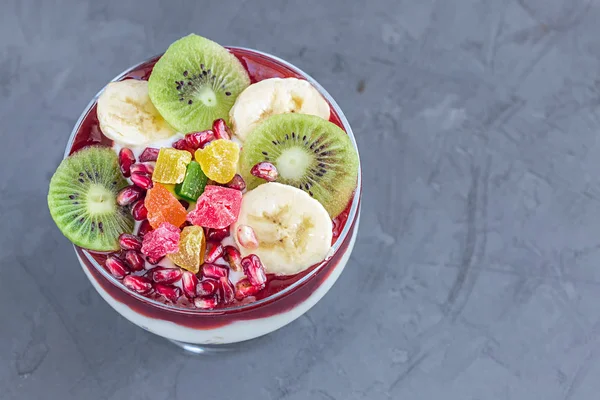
[
  {"left": 48, "top": 146, "right": 134, "bottom": 251},
  {"left": 148, "top": 34, "right": 250, "bottom": 133},
  {"left": 240, "top": 114, "right": 359, "bottom": 218}
]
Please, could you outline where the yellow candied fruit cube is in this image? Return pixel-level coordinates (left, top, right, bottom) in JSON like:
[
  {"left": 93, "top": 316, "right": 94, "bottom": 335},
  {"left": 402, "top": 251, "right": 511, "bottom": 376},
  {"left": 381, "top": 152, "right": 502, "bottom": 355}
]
[
  {"left": 194, "top": 139, "right": 239, "bottom": 184},
  {"left": 167, "top": 226, "right": 206, "bottom": 273},
  {"left": 153, "top": 148, "right": 192, "bottom": 184}
]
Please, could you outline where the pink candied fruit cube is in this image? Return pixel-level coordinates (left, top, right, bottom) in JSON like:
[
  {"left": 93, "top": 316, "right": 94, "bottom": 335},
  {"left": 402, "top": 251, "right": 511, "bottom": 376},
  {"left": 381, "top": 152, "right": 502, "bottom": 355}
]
[{"left": 141, "top": 222, "right": 180, "bottom": 259}]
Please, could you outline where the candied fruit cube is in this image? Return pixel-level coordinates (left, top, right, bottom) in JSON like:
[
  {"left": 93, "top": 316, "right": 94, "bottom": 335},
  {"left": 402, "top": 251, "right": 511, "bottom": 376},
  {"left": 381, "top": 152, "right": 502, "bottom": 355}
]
[
  {"left": 175, "top": 161, "right": 207, "bottom": 202},
  {"left": 141, "top": 222, "right": 180, "bottom": 259},
  {"left": 167, "top": 226, "right": 206, "bottom": 273},
  {"left": 187, "top": 185, "right": 242, "bottom": 229},
  {"left": 153, "top": 148, "right": 192, "bottom": 184},
  {"left": 195, "top": 139, "right": 239, "bottom": 184},
  {"left": 144, "top": 183, "right": 188, "bottom": 229}
]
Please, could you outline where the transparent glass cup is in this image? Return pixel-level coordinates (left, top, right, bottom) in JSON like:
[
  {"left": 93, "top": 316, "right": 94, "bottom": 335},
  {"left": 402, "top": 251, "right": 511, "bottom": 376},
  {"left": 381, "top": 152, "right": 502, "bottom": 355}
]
[{"left": 65, "top": 47, "right": 362, "bottom": 353}]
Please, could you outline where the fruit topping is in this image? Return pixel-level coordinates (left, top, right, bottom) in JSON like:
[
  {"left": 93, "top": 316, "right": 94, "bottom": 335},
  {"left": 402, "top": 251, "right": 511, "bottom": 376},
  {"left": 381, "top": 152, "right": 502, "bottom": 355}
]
[
  {"left": 118, "top": 233, "right": 143, "bottom": 251},
  {"left": 130, "top": 173, "right": 154, "bottom": 190},
  {"left": 131, "top": 199, "right": 148, "bottom": 221},
  {"left": 144, "top": 183, "right": 188, "bottom": 229},
  {"left": 235, "top": 278, "right": 263, "bottom": 300},
  {"left": 219, "top": 277, "right": 235, "bottom": 304},
  {"left": 250, "top": 161, "right": 278, "bottom": 182},
  {"left": 212, "top": 118, "right": 232, "bottom": 140},
  {"left": 197, "top": 278, "right": 218, "bottom": 296},
  {"left": 167, "top": 226, "right": 206, "bottom": 273},
  {"left": 241, "top": 254, "right": 267, "bottom": 287},
  {"left": 236, "top": 225, "right": 259, "bottom": 250},
  {"left": 204, "top": 243, "right": 224, "bottom": 263},
  {"left": 130, "top": 163, "right": 154, "bottom": 176},
  {"left": 148, "top": 34, "right": 250, "bottom": 133},
  {"left": 194, "top": 139, "right": 239, "bottom": 184},
  {"left": 105, "top": 256, "right": 130, "bottom": 279},
  {"left": 234, "top": 182, "right": 332, "bottom": 275},
  {"left": 223, "top": 245, "right": 242, "bottom": 271},
  {"left": 48, "top": 146, "right": 134, "bottom": 251},
  {"left": 148, "top": 266, "right": 184, "bottom": 284},
  {"left": 202, "top": 263, "right": 228, "bottom": 279},
  {"left": 194, "top": 296, "right": 218, "bottom": 309},
  {"left": 97, "top": 79, "right": 176, "bottom": 146},
  {"left": 146, "top": 255, "right": 164, "bottom": 265},
  {"left": 186, "top": 129, "right": 215, "bottom": 150},
  {"left": 152, "top": 148, "right": 192, "bottom": 184},
  {"left": 187, "top": 185, "right": 242, "bottom": 229},
  {"left": 172, "top": 138, "right": 195, "bottom": 155},
  {"left": 174, "top": 161, "right": 207, "bottom": 202},
  {"left": 206, "top": 227, "right": 230, "bottom": 242},
  {"left": 181, "top": 271, "right": 199, "bottom": 298},
  {"left": 154, "top": 283, "right": 181, "bottom": 303},
  {"left": 229, "top": 77, "right": 330, "bottom": 141},
  {"left": 137, "top": 219, "right": 153, "bottom": 237},
  {"left": 226, "top": 174, "right": 246, "bottom": 191},
  {"left": 116, "top": 185, "right": 144, "bottom": 206},
  {"left": 123, "top": 275, "right": 153, "bottom": 295},
  {"left": 139, "top": 147, "right": 160, "bottom": 162},
  {"left": 141, "top": 222, "right": 180, "bottom": 259},
  {"left": 240, "top": 113, "right": 358, "bottom": 218},
  {"left": 118, "top": 148, "right": 136, "bottom": 177},
  {"left": 124, "top": 250, "right": 145, "bottom": 271}
]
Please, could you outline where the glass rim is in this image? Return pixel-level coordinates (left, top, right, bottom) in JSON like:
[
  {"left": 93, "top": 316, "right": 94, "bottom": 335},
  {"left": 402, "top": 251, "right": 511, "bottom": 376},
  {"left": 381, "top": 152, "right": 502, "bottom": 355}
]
[{"left": 65, "top": 46, "right": 362, "bottom": 315}]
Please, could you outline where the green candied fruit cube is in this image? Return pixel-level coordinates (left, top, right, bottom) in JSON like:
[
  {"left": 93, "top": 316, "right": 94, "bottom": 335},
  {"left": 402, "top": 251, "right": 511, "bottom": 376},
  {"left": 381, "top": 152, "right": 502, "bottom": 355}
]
[{"left": 175, "top": 161, "right": 208, "bottom": 202}]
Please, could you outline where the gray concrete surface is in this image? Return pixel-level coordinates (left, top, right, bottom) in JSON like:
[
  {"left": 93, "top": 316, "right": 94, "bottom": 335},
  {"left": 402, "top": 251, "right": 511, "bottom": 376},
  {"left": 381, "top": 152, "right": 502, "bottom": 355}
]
[{"left": 1, "top": 0, "right": 600, "bottom": 398}]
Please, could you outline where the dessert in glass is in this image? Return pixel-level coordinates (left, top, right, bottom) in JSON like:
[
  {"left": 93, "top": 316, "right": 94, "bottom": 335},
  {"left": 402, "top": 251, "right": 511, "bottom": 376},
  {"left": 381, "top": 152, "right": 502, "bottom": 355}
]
[{"left": 47, "top": 34, "right": 361, "bottom": 352}]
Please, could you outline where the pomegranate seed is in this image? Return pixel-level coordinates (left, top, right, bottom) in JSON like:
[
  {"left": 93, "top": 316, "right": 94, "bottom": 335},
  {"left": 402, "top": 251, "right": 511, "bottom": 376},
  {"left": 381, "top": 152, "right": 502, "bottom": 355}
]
[
  {"left": 116, "top": 185, "right": 144, "bottom": 206},
  {"left": 205, "top": 243, "right": 224, "bottom": 263},
  {"left": 194, "top": 296, "right": 218, "bottom": 309},
  {"left": 172, "top": 139, "right": 195, "bottom": 155},
  {"left": 235, "top": 278, "right": 263, "bottom": 300},
  {"left": 118, "top": 148, "right": 136, "bottom": 177},
  {"left": 202, "top": 263, "right": 228, "bottom": 279},
  {"left": 220, "top": 277, "right": 235, "bottom": 304},
  {"left": 139, "top": 147, "right": 159, "bottom": 162},
  {"left": 123, "top": 275, "right": 153, "bottom": 294},
  {"left": 124, "top": 250, "right": 145, "bottom": 271},
  {"left": 149, "top": 266, "right": 183, "bottom": 284},
  {"left": 241, "top": 254, "right": 267, "bottom": 287},
  {"left": 185, "top": 130, "right": 215, "bottom": 149},
  {"left": 105, "top": 256, "right": 130, "bottom": 279},
  {"left": 119, "top": 233, "right": 142, "bottom": 251},
  {"left": 251, "top": 162, "right": 278, "bottom": 182},
  {"left": 146, "top": 255, "right": 164, "bottom": 265},
  {"left": 154, "top": 283, "right": 181, "bottom": 302},
  {"left": 130, "top": 173, "right": 153, "bottom": 190},
  {"left": 226, "top": 174, "right": 246, "bottom": 191},
  {"left": 207, "top": 227, "right": 230, "bottom": 242},
  {"left": 178, "top": 199, "right": 190, "bottom": 210},
  {"left": 223, "top": 245, "right": 242, "bottom": 271},
  {"left": 181, "top": 271, "right": 199, "bottom": 298},
  {"left": 197, "top": 278, "right": 218, "bottom": 296},
  {"left": 130, "top": 163, "right": 154, "bottom": 176},
  {"left": 212, "top": 118, "right": 232, "bottom": 140},
  {"left": 131, "top": 200, "right": 148, "bottom": 221},
  {"left": 236, "top": 225, "right": 259, "bottom": 250},
  {"left": 137, "top": 219, "right": 153, "bottom": 237}
]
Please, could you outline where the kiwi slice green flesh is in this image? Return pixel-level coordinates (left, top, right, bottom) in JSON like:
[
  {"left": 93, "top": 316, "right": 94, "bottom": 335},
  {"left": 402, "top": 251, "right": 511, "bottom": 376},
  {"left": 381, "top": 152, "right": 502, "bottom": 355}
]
[
  {"left": 148, "top": 34, "right": 251, "bottom": 133},
  {"left": 48, "top": 146, "right": 134, "bottom": 251},
  {"left": 240, "top": 114, "right": 359, "bottom": 218}
]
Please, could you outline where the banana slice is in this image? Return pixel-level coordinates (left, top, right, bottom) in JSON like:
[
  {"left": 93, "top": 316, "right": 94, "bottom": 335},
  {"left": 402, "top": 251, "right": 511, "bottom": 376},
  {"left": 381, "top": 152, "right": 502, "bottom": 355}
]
[
  {"left": 229, "top": 78, "right": 330, "bottom": 141},
  {"left": 234, "top": 182, "right": 333, "bottom": 276},
  {"left": 97, "top": 79, "right": 176, "bottom": 146}
]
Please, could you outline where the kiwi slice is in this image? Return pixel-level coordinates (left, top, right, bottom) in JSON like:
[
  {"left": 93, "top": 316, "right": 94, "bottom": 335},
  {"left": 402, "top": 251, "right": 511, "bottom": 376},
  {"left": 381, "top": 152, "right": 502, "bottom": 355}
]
[
  {"left": 48, "top": 146, "right": 134, "bottom": 251},
  {"left": 148, "top": 34, "right": 251, "bottom": 133},
  {"left": 240, "top": 114, "right": 358, "bottom": 218}
]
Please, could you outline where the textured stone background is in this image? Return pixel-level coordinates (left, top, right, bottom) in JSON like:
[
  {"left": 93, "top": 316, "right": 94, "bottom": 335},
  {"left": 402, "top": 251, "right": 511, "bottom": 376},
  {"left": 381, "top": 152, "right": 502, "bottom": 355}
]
[{"left": 2, "top": 0, "right": 600, "bottom": 398}]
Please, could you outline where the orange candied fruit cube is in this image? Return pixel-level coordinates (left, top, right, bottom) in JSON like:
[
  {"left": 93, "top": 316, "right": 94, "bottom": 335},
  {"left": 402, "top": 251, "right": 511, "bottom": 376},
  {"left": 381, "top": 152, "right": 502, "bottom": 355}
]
[{"left": 144, "top": 183, "right": 188, "bottom": 229}]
